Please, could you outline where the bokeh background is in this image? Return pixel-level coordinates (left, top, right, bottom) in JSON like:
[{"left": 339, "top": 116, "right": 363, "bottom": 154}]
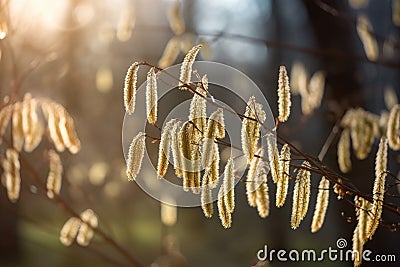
[{"left": 0, "top": 0, "right": 399, "bottom": 266}]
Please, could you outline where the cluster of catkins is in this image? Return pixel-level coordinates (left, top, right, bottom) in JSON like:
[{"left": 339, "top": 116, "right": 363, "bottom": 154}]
[
  {"left": 0, "top": 93, "right": 81, "bottom": 202},
  {"left": 123, "top": 44, "right": 396, "bottom": 267}
]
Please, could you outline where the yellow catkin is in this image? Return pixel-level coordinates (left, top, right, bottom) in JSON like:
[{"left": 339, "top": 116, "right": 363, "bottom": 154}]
[
  {"left": 201, "top": 175, "right": 214, "bottom": 218},
  {"left": 58, "top": 106, "right": 81, "bottom": 154},
  {"left": 157, "top": 119, "right": 176, "bottom": 178},
  {"left": 161, "top": 200, "right": 178, "bottom": 227},
  {"left": 350, "top": 109, "right": 374, "bottom": 159},
  {"left": 217, "top": 187, "right": 232, "bottom": 228},
  {"left": 2, "top": 148, "right": 21, "bottom": 202},
  {"left": 366, "top": 137, "right": 387, "bottom": 239},
  {"left": 146, "top": 67, "right": 158, "bottom": 125},
  {"left": 387, "top": 104, "right": 400, "bottom": 150},
  {"left": 60, "top": 217, "right": 81, "bottom": 246},
  {"left": 44, "top": 103, "right": 65, "bottom": 152},
  {"left": 393, "top": 0, "right": 400, "bottom": 26},
  {"left": 337, "top": 128, "right": 352, "bottom": 173},
  {"left": 167, "top": 0, "right": 185, "bottom": 35},
  {"left": 77, "top": 209, "right": 98, "bottom": 247},
  {"left": 126, "top": 132, "right": 146, "bottom": 181},
  {"left": 202, "top": 109, "right": 224, "bottom": 168},
  {"left": 246, "top": 149, "right": 263, "bottom": 207},
  {"left": 179, "top": 44, "right": 202, "bottom": 89},
  {"left": 277, "top": 65, "right": 291, "bottom": 122},
  {"left": 267, "top": 133, "right": 280, "bottom": 184},
  {"left": 171, "top": 122, "right": 183, "bottom": 178},
  {"left": 0, "top": 104, "right": 13, "bottom": 143},
  {"left": 46, "top": 150, "right": 63, "bottom": 199},
  {"left": 352, "top": 223, "right": 363, "bottom": 267},
  {"left": 311, "top": 177, "right": 330, "bottom": 233},
  {"left": 158, "top": 36, "right": 181, "bottom": 69},
  {"left": 357, "top": 15, "right": 379, "bottom": 61},
  {"left": 291, "top": 161, "right": 311, "bottom": 229},
  {"left": 384, "top": 86, "right": 398, "bottom": 110},
  {"left": 22, "top": 94, "right": 42, "bottom": 152},
  {"left": 189, "top": 87, "right": 207, "bottom": 136},
  {"left": 290, "top": 61, "right": 308, "bottom": 95},
  {"left": 241, "top": 96, "right": 266, "bottom": 163},
  {"left": 255, "top": 163, "right": 270, "bottom": 218},
  {"left": 202, "top": 142, "right": 220, "bottom": 188},
  {"left": 354, "top": 196, "right": 372, "bottom": 244},
  {"left": 308, "top": 71, "right": 325, "bottom": 111},
  {"left": 180, "top": 32, "right": 195, "bottom": 54},
  {"left": 124, "top": 62, "right": 139, "bottom": 114},
  {"left": 223, "top": 158, "right": 235, "bottom": 214},
  {"left": 276, "top": 144, "right": 290, "bottom": 207},
  {"left": 12, "top": 102, "right": 24, "bottom": 151}
]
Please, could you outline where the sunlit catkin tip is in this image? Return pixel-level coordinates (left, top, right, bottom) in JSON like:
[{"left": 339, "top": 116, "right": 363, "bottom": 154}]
[
  {"left": 60, "top": 217, "right": 81, "bottom": 246},
  {"left": 46, "top": 150, "right": 63, "bottom": 199},
  {"left": 124, "top": 62, "right": 140, "bottom": 114},
  {"left": 256, "top": 178, "right": 270, "bottom": 218},
  {"left": 291, "top": 161, "right": 311, "bottom": 229},
  {"left": 267, "top": 134, "right": 280, "bottom": 184},
  {"left": 146, "top": 67, "right": 158, "bottom": 125},
  {"left": 126, "top": 132, "right": 146, "bottom": 181},
  {"left": 77, "top": 209, "right": 98, "bottom": 247},
  {"left": 277, "top": 65, "right": 291, "bottom": 122},
  {"left": 387, "top": 104, "right": 400, "bottom": 150},
  {"left": 201, "top": 179, "right": 214, "bottom": 218},
  {"left": 311, "top": 177, "right": 330, "bottom": 233},
  {"left": 337, "top": 128, "right": 352, "bottom": 173},
  {"left": 179, "top": 44, "right": 202, "bottom": 89}
]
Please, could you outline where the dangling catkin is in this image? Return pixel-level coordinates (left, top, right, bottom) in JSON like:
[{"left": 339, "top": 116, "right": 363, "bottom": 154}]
[
  {"left": 157, "top": 119, "right": 176, "bottom": 178},
  {"left": 60, "top": 217, "right": 81, "bottom": 246},
  {"left": 241, "top": 96, "right": 266, "bottom": 163},
  {"left": 22, "top": 94, "right": 42, "bottom": 152},
  {"left": 167, "top": 0, "right": 185, "bottom": 35},
  {"left": 337, "top": 128, "right": 352, "bottom": 173},
  {"left": 223, "top": 158, "right": 235, "bottom": 213},
  {"left": 45, "top": 104, "right": 65, "bottom": 152},
  {"left": 189, "top": 87, "right": 207, "bottom": 136},
  {"left": 246, "top": 148, "right": 263, "bottom": 207},
  {"left": 277, "top": 65, "right": 291, "bottom": 122},
  {"left": 352, "top": 223, "right": 363, "bottom": 267},
  {"left": 384, "top": 86, "right": 398, "bottom": 110},
  {"left": 124, "top": 62, "right": 139, "bottom": 114},
  {"left": 202, "top": 143, "right": 220, "bottom": 187},
  {"left": 255, "top": 163, "right": 270, "bottom": 218},
  {"left": 366, "top": 137, "right": 387, "bottom": 240},
  {"left": 311, "top": 177, "right": 330, "bottom": 233},
  {"left": 387, "top": 104, "right": 400, "bottom": 150},
  {"left": 46, "top": 149, "right": 63, "bottom": 199},
  {"left": 354, "top": 196, "right": 372, "bottom": 244},
  {"left": 179, "top": 121, "right": 193, "bottom": 191},
  {"left": 171, "top": 122, "right": 183, "bottom": 178},
  {"left": 276, "top": 144, "right": 290, "bottom": 207},
  {"left": 217, "top": 187, "right": 232, "bottom": 228},
  {"left": 12, "top": 102, "right": 24, "bottom": 151},
  {"left": 290, "top": 61, "right": 307, "bottom": 95},
  {"left": 126, "top": 132, "right": 146, "bottom": 181},
  {"left": 146, "top": 67, "right": 158, "bottom": 125},
  {"left": 291, "top": 161, "right": 311, "bottom": 229},
  {"left": 202, "top": 109, "right": 224, "bottom": 168},
  {"left": 0, "top": 105, "right": 13, "bottom": 143},
  {"left": 179, "top": 44, "right": 202, "bottom": 89},
  {"left": 158, "top": 36, "right": 181, "bottom": 69},
  {"left": 2, "top": 148, "right": 21, "bottom": 202},
  {"left": 267, "top": 133, "right": 280, "bottom": 184},
  {"left": 77, "top": 209, "right": 98, "bottom": 246},
  {"left": 357, "top": 15, "right": 379, "bottom": 61},
  {"left": 58, "top": 107, "right": 81, "bottom": 154}
]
